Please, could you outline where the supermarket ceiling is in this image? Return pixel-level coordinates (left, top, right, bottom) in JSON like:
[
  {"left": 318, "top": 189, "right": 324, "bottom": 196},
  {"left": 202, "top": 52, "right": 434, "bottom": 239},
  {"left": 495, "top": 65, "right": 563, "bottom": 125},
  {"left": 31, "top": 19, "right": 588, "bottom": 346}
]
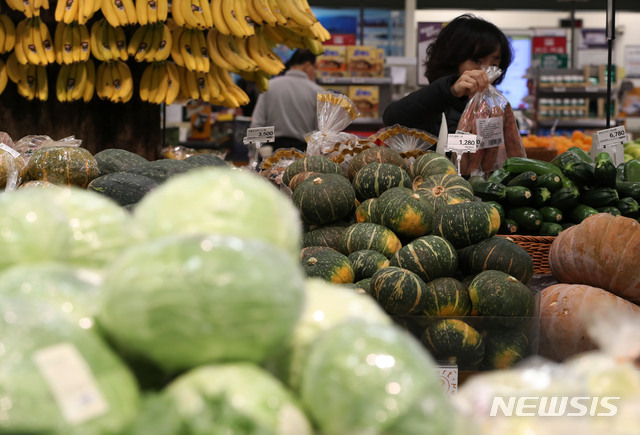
[{"left": 308, "top": 0, "right": 640, "bottom": 12}]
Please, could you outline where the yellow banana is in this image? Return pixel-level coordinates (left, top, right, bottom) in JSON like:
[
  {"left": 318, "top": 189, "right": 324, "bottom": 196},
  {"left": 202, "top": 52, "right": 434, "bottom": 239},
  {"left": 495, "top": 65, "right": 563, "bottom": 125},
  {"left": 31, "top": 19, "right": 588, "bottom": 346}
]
[
  {"left": 180, "top": 0, "right": 200, "bottom": 29},
  {"left": 105, "top": 21, "right": 120, "bottom": 60},
  {"left": 194, "top": 70, "right": 209, "bottom": 102},
  {"left": 179, "top": 28, "right": 197, "bottom": 71},
  {"left": 63, "top": 0, "right": 80, "bottom": 24},
  {"left": 18, "top": 18, "right": 37, "bottom": 65},
  {"left": 205, "top": 29, "right": 237, "bottom": 73},
  {"left": 220, "top": 0, "right": 245, "bottom": 38},
  {"left": 232, "top": 0, "right": 254, "bottom": 36},
  {"left": 251, "top": 0, "right": 277, "bottom": 26},
  {"left": 314, "top": 21, "right": 331, "bottom": 42},
  {"left": 182, "top": 67, "right": 199, "bottom": 100},
  {"left": 69, "top": 61, "right": 87, "bottom": 100},
  {"left": 78, "top": 23, "right": 90, "bottom": 62},
  {"left": 35, "top": 63, "right": 48, "bottom": 100},
  {"left": 247, "top": 32, "right": 283, "bottom": 76},
  {"left": 104, "top": 0, "right": 127, "bottom": 26},
  {"left": 55, "top": 0, "right": 68, "bottom": 22},
  {"left": 146, "top": 62, "right": 161, "bottom": 102},
  {"left": 100, "top": 0, "right": 121, "bottom": 27},
  {"left": 164, "top": 60, "right": 180, "bottom": 104},
  {"left": 210, "top": 0, "right": 230, "bottom": 35},
  {"left": 244, "top": 0, "right": 263, "bottom": 26},
  {"left": 170, "top": 0, "right": 185, "bottom": 27},
  {"left": 37, "top": 16, "right": 55, "bottom": 64},
  {"left": 27, "top": 18, "right": 47, "bottom": 65},
  {"left": 216, "top": 32, "right": 256, "bottom": 72},
  {"left": 115, "top": 59, "right": 132, "bottom": 102},
  {"left": 98, "top": 60, "right": 114, "bottom": 100},
  {"left": 205, "top": 65, "right": 221, "bottom": 101},
  {"left": 153, "top": 63, "right": 170, "bottom": 104},
  {"left": 14, "top": 20, "right": 29, "bottom": 64},
  {"left": 175, "top": 65, "right": 189, "bottom": 102},
  {"left": 0, "top": 15, "right": 16, "bottom": 53},
  {"left": 56, "top": 63, "right": 70, "bottom": 101},
  {"left": 139, "top": 62, "right": 153, "bottom": 101},
  {"left": 156, "top": 0, "right": 168, "bottom": 21},
  {"left": 126, "top": 22, "right": 145, "bottom": 57},
  {"left": 254, "top": 69, "right": 270, "bottom": 93},
  {"left": 83, "top": 58, "right": 95, "bottom": 102},
  {"left": 303, "top": 35, "right": 323, "bottom": 55},
  {"left": 261, "top": 23, "right": 285, "bottom": 45},
  {"left": 18, "top": 62, "right": 37, "bottom": 100},
  {"left": 135, "top": 0, "right": 148, "bottom": 25},
  {"left": 6, "top": 53, "right": 26, "bottom": 83},
  {"left": 112, "top": 24, "right": 128, "bottom": 60},
  {"left": 0, "top": 24, "right": 5, "bottom": 57},
  {"left": 0, "top": 59, "right": 8, "bottom": 95},
  {"left": 105, "top": 60, "right": 120, "bottom": 101},
  {"left": 60, "top": 22, "right": 75, "bottom": 64},
  {"left": 6, "top": 0, "right": 27, "bottom": 14},
  {"left": 90, "top": 19, "right": 108, "bottom": 61},
  {"left": 131, "top": 24, "right": 154, "bottom": 62},
  {"left": 170, "top": 26, "right": 184, "bottom": 66},
  {"left": 118, "top": 0, "right": 138, "bottom": 26},
  {"left": 191, "top": 28, "right": 209, "bottom": 72},
  {"left": 144, "top": 21, "right": 162, "bottom": 61},
  {"left": 145, "top": 0, "right": 158, "bottom": 23},
  {"left": 151, "top": 22, "right": 171, "bottom": 61},
  {"left": 70, "top": 22, "right": 82, "bottom": 63},
  {"left": 198, "top": 0, "right": 213, "bottom": 28},
  {"left": 283, "top": 0, "right": 314, "bottom": 28},
  {"left": 79, "top": 0, "right": 100, "bottom": 25},
  {"left": 267, "top": 0, "right": 288, "bottom": 26}
]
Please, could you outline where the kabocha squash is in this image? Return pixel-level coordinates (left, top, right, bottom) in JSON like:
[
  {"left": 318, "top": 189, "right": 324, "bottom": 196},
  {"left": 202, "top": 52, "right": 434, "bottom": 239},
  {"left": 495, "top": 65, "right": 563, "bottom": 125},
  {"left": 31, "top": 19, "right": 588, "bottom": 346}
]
[
  {"left": 288, "top": 171, "right": 321, "bottom": 191},
  {"left": 300, "top": 246, "right": 338, "bottom": 262},
  {"left": 352, "top": 162, "right": 411, "bottom": 201},
  {"left": 87, "top": 172, "right": 159, "bottom": 206},
  {"left": 301, "top": 249, "right": 355, "bottom": 284},
  {"left": 370, "top": 266, "right": 427, "bottom": 315},
  {"left": 347, "top": 146, "right": 406, "bottom": 180},
  {"left": 26, "top": 145, "right": 99, "bottom": 188},
  {"left": 423, "top": 319, "right": 485, "bottom": 370},
  {"left": 355, "top": 198, "right": 376, "bottom": 223},
  {"left": 422, "top": 277, "right": 472, "bottom": 317},
  {"left": 0, "top": 148, "right": 27, "bottom": 189},
  {"left": 354, "top": 277, "right": 372, "bottom": 294},
  {"left": 182, "top": 153, "right": 228, "bottom": 169},
  {"left": 548, "top": 213, "right": 640, "bottom": 304},
  {"left": 432, "top": 201, "right": 501, "bottom": 249},
  {"left": 339, "top": 222, "right": 402, "bottom": 258},
  {"left": 302, "top": 224, "right": 348, "bottom": 250},
  {"left": 458, "top": 236, "right": 534, "bottom": 284},
  {"left": 347, "top": 250, "right": 389, "bottom": 281},
  {"left": 371, "top": 187, "right": 435, "bottom": 239},
  {"left": 409, "top": 152, "right": 456, "bottom": 179},
  {"left": 540, "top": 283, "right": 640, "bottom": 361},
  {"left": 125, "top": 159, "right": 191, "bottom": 184},
  {"left": 389, "top": 235, "right": 458, "bottom": 283},
  {"left": 293, "top": 174, "right": 356, "bottom": 225},
  {"left": 468, "top": 270, "right": 535, "bottom": 318},
  {"left": 414, "top": 173, "right": 475, "bottom": 213},
  {"left": 482, "top": 329, "right": 530, "bottom": 369},
  {"left": 93, "top": 148, "right": 149, "bottom": 175},
  {"left": 283, "top": 155, "right": 344, "bottom": 187}
]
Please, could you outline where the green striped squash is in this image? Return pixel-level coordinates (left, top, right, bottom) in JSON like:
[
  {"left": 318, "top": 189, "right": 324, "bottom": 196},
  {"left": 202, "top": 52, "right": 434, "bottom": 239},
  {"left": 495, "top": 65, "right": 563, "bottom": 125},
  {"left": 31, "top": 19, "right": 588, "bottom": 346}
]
[
  {"left": 422, "top": 277, "right": 472, "bottom": 317},
  {"left": 371, "top": 187, "right": 435, "bottom": 239},
  {"left": 352, "top": 162, "right": 412, "bottom": 201},
  {"left": 389, "top": 235, "right": 458, "bottom": 282},
  {"left": 370, "top": 266, "right": 427, "bottom": 315},
  {"left": 458, "top": 236, "right": 534, "bottom": 284},
  {"left": 283, "top": 155, "right": 344, "bottom": 187},
  {"left": 354, "top": 277, "right": 372, "bottom": 294},
  {"left": 300, "top": 246, "right": 339, "bottom": 262},
  {"left": 27, "top": 145, "right": 99, "bottom": 188},
  {"left": 301, "top": 249, "right": 355, "bottom": 284},
  {"left": 414, "top": 173, "right": 475, "bottom": 213},
  {"left": 288, "top": 171, "right": 321, "bottom": 191},
  {"left": 302, "top": 224, "right": 348, "bottom": 250},
  {"left": 293, "top": 174, "right": 356, "bottom": 225},
  {"left": 339, "top": 222, "right": 402, "bottom": 258},
  {"left": 482, "top": 329, "right": 530, "bottom": 370},
  {"left": 423, "top": 319, "right": 485, "bottom": 369},
  {"left": 355, "top": 198, "right": 377, "bottom": 223},
  {"left": 432, "top": 201, "right": 501, "bottom": 249},
  {"left": 409, "top": 152, "right": 456, "bottom": 179},
  {"left": 348, "top": 249, "right": 390, "bottom": 281},
  {"left": 468, "top": 270, "right": 535, "bottom": 318},
  {"left": 347, "top": 146, "right": 407, "bottom": 180}
]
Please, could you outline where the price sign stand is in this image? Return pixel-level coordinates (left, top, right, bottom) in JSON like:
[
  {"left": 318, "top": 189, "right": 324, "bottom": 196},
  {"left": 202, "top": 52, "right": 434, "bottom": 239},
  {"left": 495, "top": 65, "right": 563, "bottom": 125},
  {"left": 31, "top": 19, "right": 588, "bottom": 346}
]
[
  {"left": 590, "top": 125, "right": 627, "bottom": 166},
  {"left": 436, "top": 364, "right": 459, "bottom": 396},
  {"left": 243, "top": 126, "right": 275, "bottom": 171},
  {"left": 446, "top": 133, "right": 480, "bottom": 175}
]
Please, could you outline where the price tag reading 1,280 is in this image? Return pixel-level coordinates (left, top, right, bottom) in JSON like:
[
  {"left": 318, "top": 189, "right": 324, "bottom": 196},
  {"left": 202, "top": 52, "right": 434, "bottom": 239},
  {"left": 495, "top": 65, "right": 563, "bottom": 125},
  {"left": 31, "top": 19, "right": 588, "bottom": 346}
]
[
  {"left": 596, "top": 125, "right": 628, "bottom": 150},
  {"left": 446, "top": 133, "right": 480, "bottom": 153},
  {"left": 243, "top": 126, "right": 275, "bottom": 145}
]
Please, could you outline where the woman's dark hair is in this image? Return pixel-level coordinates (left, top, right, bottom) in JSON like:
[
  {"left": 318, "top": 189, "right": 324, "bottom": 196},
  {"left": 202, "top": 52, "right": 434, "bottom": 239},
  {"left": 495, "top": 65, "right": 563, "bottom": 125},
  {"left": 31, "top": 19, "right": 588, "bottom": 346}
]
[
  {"left": 285, "top": 49, "right": 317, "bottom": 69},
  {"left": 425, "top": 14, "right": 513, "bottom": 85}
]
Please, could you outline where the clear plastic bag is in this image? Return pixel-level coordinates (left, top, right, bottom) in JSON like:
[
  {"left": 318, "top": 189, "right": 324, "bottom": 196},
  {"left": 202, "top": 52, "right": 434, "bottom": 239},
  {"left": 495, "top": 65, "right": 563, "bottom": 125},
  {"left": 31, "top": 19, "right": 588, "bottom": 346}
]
[
  {"left": 0, "top": 132, "right": 27, "bottom": 192},
  {"left": 374, "top": 124, "right": 438, "bottom": 167},
  {"left": 306, "top": 91, "right": 360, "bottom": 157},
  {"left": 455, "top": 66, "right": 526, "bottom": 176}
]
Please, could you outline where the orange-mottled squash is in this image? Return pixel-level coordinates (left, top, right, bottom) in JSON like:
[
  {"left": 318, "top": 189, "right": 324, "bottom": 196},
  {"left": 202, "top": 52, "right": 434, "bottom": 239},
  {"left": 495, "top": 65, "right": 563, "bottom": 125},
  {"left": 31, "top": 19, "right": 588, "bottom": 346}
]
[
  {"left": 548, "top": 213, "right": 640, "bottom": 304},
  {"left": 540, "top": 283, "right": 640, "bottom": 361}
]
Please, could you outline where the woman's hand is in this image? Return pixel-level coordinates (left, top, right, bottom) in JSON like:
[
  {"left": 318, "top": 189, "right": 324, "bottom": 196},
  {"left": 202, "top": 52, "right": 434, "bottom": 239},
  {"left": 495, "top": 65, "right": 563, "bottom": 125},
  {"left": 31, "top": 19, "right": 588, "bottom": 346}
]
[{"left": 451, "top": 69, "right": 490, "bottom": 98}]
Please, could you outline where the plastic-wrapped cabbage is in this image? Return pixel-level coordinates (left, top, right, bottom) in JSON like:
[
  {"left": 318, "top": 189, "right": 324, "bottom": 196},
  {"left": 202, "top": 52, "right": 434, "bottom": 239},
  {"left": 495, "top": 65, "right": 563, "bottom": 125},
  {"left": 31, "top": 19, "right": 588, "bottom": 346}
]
[
  {"left": 133, "top": 168, "right": 303, "bottom": 258},
  {"left": 266, "top": 278, "right": 392, "bottom": 391},
  {"left": 98, "top": 233, "right": 306, "bottom": 373},
  {"left": 129, "top": 363, "right": 313, "bottom": 435},
  {"left": 299, "top": 320, "right": 465, "bottom": 435},
  {"left": 0, "top": 293, "right": 140, "bottom": 434}
]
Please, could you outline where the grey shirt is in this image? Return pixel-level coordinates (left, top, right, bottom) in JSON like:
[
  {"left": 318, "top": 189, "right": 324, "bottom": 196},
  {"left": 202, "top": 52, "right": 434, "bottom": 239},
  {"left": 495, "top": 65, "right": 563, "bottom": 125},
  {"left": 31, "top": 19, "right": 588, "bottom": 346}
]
[{"left": 250, "top": 70, "right": 324, "bottom": 141}]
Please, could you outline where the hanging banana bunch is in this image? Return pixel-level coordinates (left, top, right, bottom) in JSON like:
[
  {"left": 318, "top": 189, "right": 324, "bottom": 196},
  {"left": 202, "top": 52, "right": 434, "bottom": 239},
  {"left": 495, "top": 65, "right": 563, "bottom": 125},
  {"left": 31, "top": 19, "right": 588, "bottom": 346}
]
[
  {"left": 55, "top": 0, "right": 102, "bottom": 25},
  {"left": 0, "top": 59, "right": 9, "bottom": 95},
  {"left": 53, "top": 21, "right": 90, "bottom": 64},
  {"left": 127, "top": 22, "right": 171, "bottom": 62},
  {"left": 14, "top": 17, "right": 56, "bottom": 65},
  {"left": 101, "top": 0, "right": 137, "bottom": 27},
  {"left": 56, "top": 58, "right": 95, "bottom": 102},
  {"left": 6, "top": 0, "right": 50, "bottom": 18},
  {"left": 96, "top": 59, "right": 133, "bottom": 102},
  {"left": 139, "top": 60, "right": 180, "bottom": 104},
  {"left": 0, "top": 14, "right": 17, "bottom": 54},
  {"left": 136, "top": 0, "right": 169, "bottom": 25},
  {"left": 6, "top": 54, "right": 49, "bottom": 101}
]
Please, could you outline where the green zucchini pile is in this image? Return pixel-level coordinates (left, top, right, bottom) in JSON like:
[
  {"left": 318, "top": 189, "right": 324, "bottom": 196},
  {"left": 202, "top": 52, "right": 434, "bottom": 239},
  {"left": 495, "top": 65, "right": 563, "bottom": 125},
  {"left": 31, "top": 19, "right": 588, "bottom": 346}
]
[{"left": 470, "top": 146, "right": 640, "bottom": 236}]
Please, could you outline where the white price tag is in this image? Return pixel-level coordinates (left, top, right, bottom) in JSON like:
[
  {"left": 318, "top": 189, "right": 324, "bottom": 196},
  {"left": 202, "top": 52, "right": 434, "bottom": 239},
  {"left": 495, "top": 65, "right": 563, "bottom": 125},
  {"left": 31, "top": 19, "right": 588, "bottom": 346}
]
[
  {"left": 243, "top": 126, "right": 275, "bottom": 145},
  {"left": 446, "top": 133, "right": 480, "bottom": 153},
  {"left": 476, "top": 117, "right": 504, "bottom": 149},
  {"left": 597, "top": 125, "right": 628, "bottom": 150},
  {"left": 436, "top": 364, "right": 458, "bottom": 396}
]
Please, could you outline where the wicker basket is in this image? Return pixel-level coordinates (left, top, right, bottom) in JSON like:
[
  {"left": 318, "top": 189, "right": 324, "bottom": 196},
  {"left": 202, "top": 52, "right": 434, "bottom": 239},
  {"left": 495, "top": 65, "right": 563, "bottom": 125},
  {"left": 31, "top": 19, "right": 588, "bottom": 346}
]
[{"left": 497, "top": 234, "right": 556, "bottom": 275}]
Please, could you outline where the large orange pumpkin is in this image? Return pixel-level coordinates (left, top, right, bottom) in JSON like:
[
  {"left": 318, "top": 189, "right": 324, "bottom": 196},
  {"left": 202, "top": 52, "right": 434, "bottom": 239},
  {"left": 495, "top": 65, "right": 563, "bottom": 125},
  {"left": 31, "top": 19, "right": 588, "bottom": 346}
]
[
  {"left": 540, "top": 283, "right": 640, "bottom": 361},
  {"left": 548, "top": 213, "right": 640, "bottom": 304}
]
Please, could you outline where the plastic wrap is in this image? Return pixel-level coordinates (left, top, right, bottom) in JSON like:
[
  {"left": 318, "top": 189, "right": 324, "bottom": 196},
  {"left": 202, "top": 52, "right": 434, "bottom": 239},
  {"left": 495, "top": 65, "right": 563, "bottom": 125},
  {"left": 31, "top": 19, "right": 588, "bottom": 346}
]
[
  {"left": 0, "top": 135, "right": 27, "bottom": 192},
  {"left": 455, "top": 66, "right": 527, "bottom": 176},
  {"left": 258, "top": 147, "right": 305, "bottom": 191},
  {"left": 374, "top": 124, "right": 438, "bottom": 166},
  {"left": 306, "top": 91, "right": 360, "bottom": 157}
]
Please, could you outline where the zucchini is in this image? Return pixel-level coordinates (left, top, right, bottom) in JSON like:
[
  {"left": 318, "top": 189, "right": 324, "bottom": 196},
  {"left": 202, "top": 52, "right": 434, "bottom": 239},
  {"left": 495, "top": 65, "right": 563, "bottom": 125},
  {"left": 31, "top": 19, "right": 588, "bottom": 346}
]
[
  {"left": 567, "top": 146, "right": 595, "bottom": 164},
  {"left": 616, "top": 197, "right": 640, "bottom": 218},
  {"left": 539, "top": 206, "right": 563, "bottom": 223},
  {"left": 469, "top": 179, "right": 507, "bottom": 202},
  {"left": 538, "top": 222, "right": 564, "bottom": 236},
  {"left": 625, "top": 159, "right": 640, "bottom": 182},
  {"left": 548, "top": 186, "right": 580, "bottom": 211},
  {"left": 505, "top": 185, "right": 532, "bottom": 206},
  {"left": 561, "top": 160, "right": 596, "bottom": 186},
  {"left": 507, "top": 207, "right": 543, "bottom": 232},
  {"left": 503, "top": 157, "right": 564, "bottom": 177},
  {"left": 487, "top": 168, "right": 512, "bottom": 184},
  {"left": 532, "top": 187, "right": 551, "bottom": 207},
  {"left": 616, "top": 162, "right": 626, "bottom": 181},
  {"left": 506, "top": 171, "right": 537, "bottom": 189},
  {"left": 580, "top": 187, "right": 619, "bottom": 208},
  {"left": 615, "top": 180, "right": 640, "bottom": 201},
  {"left": 596, "top": 206, "right": 621, "bottom": 216},
  {"left": 569, "top": 204, "right": 599, "bottom": 223},
  {"left": 551, "top": 150, "right": 582, "bottom": 169},
  {"left": 499, "top": 218, "right": 519, "bottom": 235},
  {"left": 594, "top": 152, "right": 617, "bottom": 188},
  {"left": 536, "top": 172, "right": 563, "bottom": 193}
]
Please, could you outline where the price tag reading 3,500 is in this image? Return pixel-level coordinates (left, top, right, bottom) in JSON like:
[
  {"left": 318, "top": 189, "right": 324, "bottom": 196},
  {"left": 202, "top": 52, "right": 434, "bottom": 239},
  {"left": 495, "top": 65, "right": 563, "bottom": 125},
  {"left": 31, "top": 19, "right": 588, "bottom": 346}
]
[
  {"left": 596, "top": 125, "right": 627, "bottom": 150},
  {"left": 243, "top": 126, "right": 275, "bottom": 145},
  {"left": 446, "top": 133, "right": 480, "bottom": 153}
]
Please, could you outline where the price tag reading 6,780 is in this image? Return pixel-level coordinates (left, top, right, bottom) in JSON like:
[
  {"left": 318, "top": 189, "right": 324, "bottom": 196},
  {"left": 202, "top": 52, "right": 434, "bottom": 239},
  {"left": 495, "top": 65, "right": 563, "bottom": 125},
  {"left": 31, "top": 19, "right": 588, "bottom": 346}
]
[
  {"left": 446, "top": 133, "right": 480, "bottom": 152},
  {"left": 596, "top": 125, "right": 627, "bottom": 150}
]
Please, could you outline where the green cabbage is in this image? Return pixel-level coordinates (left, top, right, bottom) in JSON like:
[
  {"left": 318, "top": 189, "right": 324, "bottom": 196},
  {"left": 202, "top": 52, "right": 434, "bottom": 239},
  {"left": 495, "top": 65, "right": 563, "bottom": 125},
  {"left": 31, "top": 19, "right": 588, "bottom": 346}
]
[
  {"left": 133, "top": 168, "right": 302, "bottom": 258},
  {"left": 299, "top": 320, "right": 461, "bottom": 435},
  {"left": 98, "top": 233, "right": 306, "bottom": 373}
]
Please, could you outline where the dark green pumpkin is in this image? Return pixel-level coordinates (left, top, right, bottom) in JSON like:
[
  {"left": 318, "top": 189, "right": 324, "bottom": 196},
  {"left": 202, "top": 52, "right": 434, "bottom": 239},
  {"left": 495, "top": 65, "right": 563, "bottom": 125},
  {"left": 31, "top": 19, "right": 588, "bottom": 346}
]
[
  {"left": 355, "top": 198, "right": 377, "bottom": 223},
  {"left": 432, "top": 201, "right": 501, "bottom": 249},
  {"left": 482, "top": 329, "right": 530, "bottom": 370},
  {"left": 339, "top": 222, "right": 402, "bottom": 258},
  {"left": 283, "top": 155, "right": 344, "bottom": 187},
  {"left": 288, "top": 171, "right": 321, "bottom": 191},
  {"left": 125, "top": 159, "right": 191, "bottom": 184},
  {"left": 352, "top": 162, "right": 412, "bottom": 201},
  {"left": 303, "top": 224, "right": 348, "bottom": 250},
  {"left": 182, "top": 153, "right": 228, "bottom": 169},
  {"left": 293, "top": 173, "right": 356, "bottom": 225},
  {"left": 422, "top": 277, "right": 472, "bottom": 317},
  {"left": 371, "top": 187, "right": 435, "bottom": 239},
  {"left": 389, "top": 235, "right": 458, "bottom": 282},
  {"left": 458, "top": 236, "right": 534, "bottom": 284},
  {"left": 370, "top": 266, "right": 427, "bottom": 315},
  {"left": 87, "top": 172, "right": 159, "bottom": 206},
  {"left": 423, "top": 319, "right": 485, "bottom": 369},
  {"left": 300, "top": 245, "right": 339, "bottom": 262},
  {"left": 347, "top": 146, "right": 407, "bottom": 180},
  {"left": 301, "top": 249, "right": 355, "bottom": 284},
  {"left": 468, "top": 270, "right": 535, "bottom": 318},
  {"left": 414, "top": 173, "right": 475, "bottom": 213},
  {"left": 409, "top": 152, "right": 456, "bottom": 179},
  {"left": 348, "top": 249, "right": 390, "bottom": 281},
  {"left": 354, "top": 277, "right": 372, "bottom": 294},
  {"left": 27, "top": 145, "right": 99, "bottom": 188},
  {"left": 93, "top": 148, "right": 149, "bottom": 176}
]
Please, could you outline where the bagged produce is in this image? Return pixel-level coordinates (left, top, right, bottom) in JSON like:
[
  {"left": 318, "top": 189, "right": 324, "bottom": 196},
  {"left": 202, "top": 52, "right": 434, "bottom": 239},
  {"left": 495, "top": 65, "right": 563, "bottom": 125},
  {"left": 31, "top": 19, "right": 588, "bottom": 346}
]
[
  {"left": 0, "top": 132, "right": 27, "bottom": 191},
  {"left": 455, "top": 66, "right": 526, "bottom": 176},
  {"left": 306, "top": 91, "right": 360, "bottom": 157},
  {"left": 374, "top": 124, "right": 438, "bottom": 166}
]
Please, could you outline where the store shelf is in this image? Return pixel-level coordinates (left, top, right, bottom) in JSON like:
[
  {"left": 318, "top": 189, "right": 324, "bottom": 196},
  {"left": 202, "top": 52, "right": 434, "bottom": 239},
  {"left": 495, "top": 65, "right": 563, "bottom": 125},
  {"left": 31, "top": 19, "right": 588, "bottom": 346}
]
[
  {"left": 317, "top": 77, "right": 393, "bottom": 85},
  {"left": 537, "top": 85, "right": 610, "bottom": 98},
  {"left": 536, "top": 118, "right": 616, "bottom": 129}
]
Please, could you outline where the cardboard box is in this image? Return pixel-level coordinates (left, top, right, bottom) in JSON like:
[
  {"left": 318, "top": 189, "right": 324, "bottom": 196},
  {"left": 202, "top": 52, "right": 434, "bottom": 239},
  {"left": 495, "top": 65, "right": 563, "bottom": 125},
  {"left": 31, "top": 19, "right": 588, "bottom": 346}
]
[
  {"left": 347, "top": 46, "right": 384, "bottom": 77},
  {"left": 321, "top": 85, "right": 349, "bottom": 95},
  {"left": 316, "top": 45, "right": 347, "bottom": 75},
  {"left": 348, "top": 85, "right": 379, "bottom": 118}
]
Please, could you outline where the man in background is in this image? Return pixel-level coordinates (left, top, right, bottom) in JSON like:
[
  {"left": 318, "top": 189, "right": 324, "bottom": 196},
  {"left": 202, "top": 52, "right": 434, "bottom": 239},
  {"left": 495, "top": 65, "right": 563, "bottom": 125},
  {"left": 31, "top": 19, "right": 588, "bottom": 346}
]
[{"left": 250, "top": 49, "right": 324, "bottom": 152}]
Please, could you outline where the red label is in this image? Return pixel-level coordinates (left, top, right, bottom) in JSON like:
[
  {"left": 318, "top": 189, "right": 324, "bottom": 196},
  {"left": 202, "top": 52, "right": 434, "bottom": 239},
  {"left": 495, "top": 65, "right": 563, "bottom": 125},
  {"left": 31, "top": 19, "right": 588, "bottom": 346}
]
[
  {"left": 532, "top": 36, "right": 567, "bottom": 54},
  {"left": 327, "top": 34, "right": 356, "bottom": 46}
]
